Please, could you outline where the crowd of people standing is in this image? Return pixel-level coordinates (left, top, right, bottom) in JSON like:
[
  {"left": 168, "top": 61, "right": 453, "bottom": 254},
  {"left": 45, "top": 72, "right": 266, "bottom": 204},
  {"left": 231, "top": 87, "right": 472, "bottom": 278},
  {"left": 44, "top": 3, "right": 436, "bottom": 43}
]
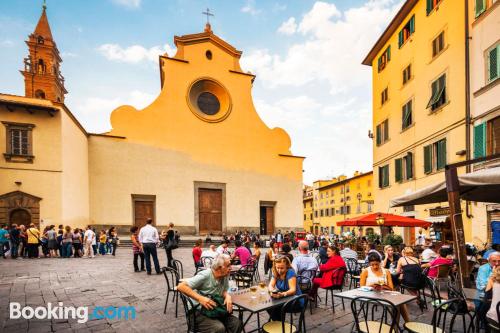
[{"left": 0, "top": 223, "right": 119, "bottom": 259}]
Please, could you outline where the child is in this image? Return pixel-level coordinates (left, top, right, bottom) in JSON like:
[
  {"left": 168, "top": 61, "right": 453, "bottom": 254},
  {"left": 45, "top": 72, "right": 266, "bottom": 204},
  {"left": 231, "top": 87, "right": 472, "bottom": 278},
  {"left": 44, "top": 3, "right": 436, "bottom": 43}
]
[{"left": 99, "top": 230, "right": 107, "bottom": 255}]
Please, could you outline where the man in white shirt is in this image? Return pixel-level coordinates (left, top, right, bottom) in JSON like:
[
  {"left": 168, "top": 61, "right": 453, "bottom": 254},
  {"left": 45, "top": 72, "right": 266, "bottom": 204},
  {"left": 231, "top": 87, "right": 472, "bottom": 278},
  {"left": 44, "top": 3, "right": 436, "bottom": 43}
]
[
  {"left": 83, "top": 226, "right": 95, "bottom": 258},
  {"left": 138, "top": 218, "right": 161, "bottom": 275},
  {"left": 216, "top": 240, "right": 230, "bottom": 255},
  {"left": 201, "top": 244, "right": 218, "bottom": 259},
  {"left": 292, "top": 241, "right": 318, "bottom": 274},
  {"left": 340, "top": 244, "right": 358, "bottom": 261},
  {"left": 416, "top": 229, "right": 426, "bottom": 246},
  {"left": 421, "top": 243, "right": 437, "bottom": 262}
]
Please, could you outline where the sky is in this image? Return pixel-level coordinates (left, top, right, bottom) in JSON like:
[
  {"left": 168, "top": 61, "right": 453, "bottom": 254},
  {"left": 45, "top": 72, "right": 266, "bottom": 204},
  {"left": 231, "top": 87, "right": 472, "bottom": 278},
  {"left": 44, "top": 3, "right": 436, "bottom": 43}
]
[{"left": 0, "top": 0, "right": 404, "bottom": 184}]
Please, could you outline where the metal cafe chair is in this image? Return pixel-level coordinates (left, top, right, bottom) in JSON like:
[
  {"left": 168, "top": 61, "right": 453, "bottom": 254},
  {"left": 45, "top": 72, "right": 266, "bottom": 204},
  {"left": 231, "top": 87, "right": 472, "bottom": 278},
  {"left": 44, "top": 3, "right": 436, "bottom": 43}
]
[
  {"left": 234, "top": 264, "right": 256, "bottom": 289},
  {"left": 405, "top": 298, "right": 475, "bottom": 333},
  {"left": 345, "top": 257, "right": 362, "bottom": 290},
  {"left": 172, "top": 259, "right": 184, "bottom": 279},
  {"left": 324, "top": 267, "right": 347, "bottom": 314},
  {"left": 262, "top": 294, "right": 309, "bottom": 333},
  {"left": 196, "top": 256, "right": 213, "bottom": 274},
  {"left": 351, "top": 296, "right": 399, "bottom": 333},
  {"left": 162, "top": 266, "right": 180, "bottom": 317},
  {"left": 296, "top": 275, "right": 315, "bottom": 314},
  {"left": 179, "top": 292, "right": 199, "bottom": 333}
]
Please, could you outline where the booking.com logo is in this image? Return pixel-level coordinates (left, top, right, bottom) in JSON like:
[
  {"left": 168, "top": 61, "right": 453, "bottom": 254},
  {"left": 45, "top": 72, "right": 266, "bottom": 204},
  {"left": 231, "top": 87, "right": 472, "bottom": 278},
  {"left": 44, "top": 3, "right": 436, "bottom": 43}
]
[{"left": 10, "top": 302, "right": 136, "bottom": 323}]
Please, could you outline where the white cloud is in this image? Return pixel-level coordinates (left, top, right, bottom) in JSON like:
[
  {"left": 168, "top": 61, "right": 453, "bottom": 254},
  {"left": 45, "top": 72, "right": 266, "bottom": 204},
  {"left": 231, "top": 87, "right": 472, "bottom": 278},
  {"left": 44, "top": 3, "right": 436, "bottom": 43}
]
[
  {"left": 241, "top": 0, "right": 262, "bottom": 16},
  {"left": 241, "top": 0, "right": 403, "bottom": 93},
  {"left": 73, "top": 90, "right": 156, "bottom": 133},
  {"left": 97, "top": 43, "right": 176, "bottom": 63},
  {"left": 61, "top": 52, "right": 78, "bottom": 58},
  {"left": 111, "top": 0, "right": 141, "bottom": 9},
  {"left": 1, "top": 39, "right": 14, "bottom": 47},
  {"left": 277, "top": 17, "right": 297, "bottom": 35}
]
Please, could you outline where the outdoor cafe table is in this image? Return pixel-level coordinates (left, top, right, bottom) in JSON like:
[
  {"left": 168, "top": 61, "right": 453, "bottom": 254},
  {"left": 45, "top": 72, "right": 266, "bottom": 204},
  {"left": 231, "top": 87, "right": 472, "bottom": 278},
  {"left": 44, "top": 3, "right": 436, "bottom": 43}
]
[
  {"left": 231, "top": 288, "right": 292, "bottom": 333},
  {"left": 333, "top": 288, "right": 417, "bottom": 306}
]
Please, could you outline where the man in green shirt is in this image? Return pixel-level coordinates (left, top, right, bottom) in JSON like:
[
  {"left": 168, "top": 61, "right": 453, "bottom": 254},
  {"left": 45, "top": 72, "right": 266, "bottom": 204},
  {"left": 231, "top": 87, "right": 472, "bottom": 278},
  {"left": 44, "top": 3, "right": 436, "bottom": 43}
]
[{"left": 177, "top": 254, "right": 242, "bottom": 333}]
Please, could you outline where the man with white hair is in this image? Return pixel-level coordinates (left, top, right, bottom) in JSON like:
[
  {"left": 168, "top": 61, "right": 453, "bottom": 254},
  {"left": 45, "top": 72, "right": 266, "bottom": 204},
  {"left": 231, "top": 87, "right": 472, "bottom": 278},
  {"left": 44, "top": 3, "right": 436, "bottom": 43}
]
[
  {"left": 201, "top": 244, "right": 218, "bottom": 259},
  {"left": 177, "top": 254, "right": 242, "bottom": 333},
  {"left": 292, "top": 240, "right": 318, "bottom": 274},
  {"left": 477, "top": 251, "right": 500, "bottom": 298}
]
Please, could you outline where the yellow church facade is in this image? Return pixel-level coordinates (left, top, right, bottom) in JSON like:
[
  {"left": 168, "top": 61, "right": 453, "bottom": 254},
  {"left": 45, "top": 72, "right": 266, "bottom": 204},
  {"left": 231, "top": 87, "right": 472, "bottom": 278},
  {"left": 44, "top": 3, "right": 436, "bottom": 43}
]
[{"left": 0, "top": 8, "right": 304, "bottom": 235}]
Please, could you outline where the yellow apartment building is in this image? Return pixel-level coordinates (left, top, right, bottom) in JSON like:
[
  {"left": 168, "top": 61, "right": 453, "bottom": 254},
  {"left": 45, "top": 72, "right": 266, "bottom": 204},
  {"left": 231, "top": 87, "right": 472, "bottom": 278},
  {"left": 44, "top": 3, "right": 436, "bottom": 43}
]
[
  {"left": 363, "top": 0, "right": 473, "bottom": 243},
  {"left": 303, "top": 172, "right": 373, "bottom": 235},
  {"left": 469, "top": 0, "right": 500, "bottom": 244}
]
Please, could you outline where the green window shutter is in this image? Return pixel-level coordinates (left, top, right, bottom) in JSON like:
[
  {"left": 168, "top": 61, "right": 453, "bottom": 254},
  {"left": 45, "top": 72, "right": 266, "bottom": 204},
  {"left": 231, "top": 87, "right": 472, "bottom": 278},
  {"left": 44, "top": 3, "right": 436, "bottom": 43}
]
[
  {"left": 406, "top": 152, "right": 413, "bottom": 179},
  {"left": 402, "top": 101, "right": 412, "bottom": 129},
  {"left": 387, "top": 45, "right": 391, "bottom": 61},
  {"left": 399, "top": 30, "right": 404, "bottom": 48},
  {"left": 376, "top": 125, "right": 381, "bottom": 145},
  {"left": 384, "top": 120, "right": 389, "bottom": 141},
  {"left": 475, "top": 0, "right": 486, "bottom": 17},
  {"left": 427, "top": 0, "right": 433, "bottom": 14},
  {"left": 409, "top": 16, "right": 415, "bottom": 34},
  {"left": 395, "top": 158, "right": 403, "bottom": 182},
  {"left": 489, "top": 46, "right": 498, "bottom": 82},
  {"left": 424, "top": 145, "right": 432, "bottom": 174},
  {"left": 474, "top": 123, "right": 487, "bottom": 158},
  {"left": 378, "top": 167, "right": 383, "bottom": 188},
  {"left": 384, "top": 166, "right": 389, "bottom": 187},
  {"left": 436, "top": 139, "right": 447, "bottom": 170}
]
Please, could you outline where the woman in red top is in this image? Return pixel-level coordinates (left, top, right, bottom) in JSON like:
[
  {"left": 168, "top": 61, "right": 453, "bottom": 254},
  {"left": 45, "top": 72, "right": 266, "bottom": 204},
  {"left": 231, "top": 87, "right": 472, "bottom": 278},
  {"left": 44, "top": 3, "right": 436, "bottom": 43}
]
[
  {"left": 192, "top": 239, "right": 203, "bottom": 269},
  {"left": 312, "top": 245, "right": 346, "bottom": 293}
]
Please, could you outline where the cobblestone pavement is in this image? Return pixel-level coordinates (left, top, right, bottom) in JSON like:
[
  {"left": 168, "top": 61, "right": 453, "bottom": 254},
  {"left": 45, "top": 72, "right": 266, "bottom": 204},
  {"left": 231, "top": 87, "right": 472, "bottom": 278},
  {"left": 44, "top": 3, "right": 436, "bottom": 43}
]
[{"left": 0, "top": 247, "right": 439, "bottom": 333}]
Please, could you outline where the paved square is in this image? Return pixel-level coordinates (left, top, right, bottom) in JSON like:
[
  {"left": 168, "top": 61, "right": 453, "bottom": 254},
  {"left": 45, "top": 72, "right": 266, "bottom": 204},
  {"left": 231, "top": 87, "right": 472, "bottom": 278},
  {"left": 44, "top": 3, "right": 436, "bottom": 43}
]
[{"left": 0, "top": 247, "right": 436, "bottom": 332}]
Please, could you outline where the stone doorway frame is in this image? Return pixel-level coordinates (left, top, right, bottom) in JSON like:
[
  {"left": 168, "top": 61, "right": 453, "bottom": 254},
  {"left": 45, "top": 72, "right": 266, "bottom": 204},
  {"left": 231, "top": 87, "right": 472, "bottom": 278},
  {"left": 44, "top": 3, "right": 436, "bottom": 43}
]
[{"left": 0, "top": 191, "right": 42, "bottom": 227}]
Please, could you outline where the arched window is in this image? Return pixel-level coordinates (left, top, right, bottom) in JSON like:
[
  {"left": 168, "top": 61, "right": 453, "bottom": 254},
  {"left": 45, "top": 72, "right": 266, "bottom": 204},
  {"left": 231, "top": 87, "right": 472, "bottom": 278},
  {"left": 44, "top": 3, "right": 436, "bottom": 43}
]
[
  {"left": 35, "top": 89, "right": 46, "bottom": 99},
  {"left": 37, "top": 36, "right": 44, "bottom": 44},
  {"left": 37, "top": 59, "right": 45, "bottom": 74}
]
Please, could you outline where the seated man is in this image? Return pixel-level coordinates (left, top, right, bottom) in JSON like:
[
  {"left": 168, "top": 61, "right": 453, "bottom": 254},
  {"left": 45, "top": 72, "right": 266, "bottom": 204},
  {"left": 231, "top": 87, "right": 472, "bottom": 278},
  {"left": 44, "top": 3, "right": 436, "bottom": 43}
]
[
  {"left": 201, "top": 244, "right": 218, "bottom": 259},
  {"left": 477, "top": 252, "right": 500, "bottom": 299},
  {"left": 216, "top": 240, "right": 230, "bottom": 255},
  {"left": 340, "top": 244, "right": 358, "bottom": 261},
  {"left": 421, "top": 243, "right": 438, "bottom": 262},
  {"left": 292, "top": 240, "right": 319, "bottom": 274},
  {"left": 177, "top": 254, "right": 242, "bottom": 333}
]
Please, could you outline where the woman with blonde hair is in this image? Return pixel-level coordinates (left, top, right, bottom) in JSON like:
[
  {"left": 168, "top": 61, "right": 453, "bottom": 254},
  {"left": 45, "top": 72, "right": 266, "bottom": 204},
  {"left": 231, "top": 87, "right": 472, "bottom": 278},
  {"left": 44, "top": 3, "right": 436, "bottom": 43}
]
[
  {"left": 396, "top": 246, "right": 424, "bottom": 289},
  {"left": 267, "top": 255, "right": 303, "bottom": 320}
]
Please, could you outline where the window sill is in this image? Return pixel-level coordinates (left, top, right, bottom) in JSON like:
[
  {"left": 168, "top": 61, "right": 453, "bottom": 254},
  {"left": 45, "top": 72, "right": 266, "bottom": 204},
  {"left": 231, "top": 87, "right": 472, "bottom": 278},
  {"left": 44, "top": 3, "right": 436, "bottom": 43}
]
[
  {"left": 428, "top": 100, "right": 450, "bottom": 115},
  {"left": 376, "top": 138, "right": 391, "bottom": 147},
  {"left": 401, "top": 123, "right": 415, "bottom": 133},
  {"left": 399, "top": 36, "right": 414, "bottom": 49},
  {"left": 428, "top": 45, "right": 449, "bottom": 65},
  {"left": 473, "top": 77, "right": 500, "bottom": 98},
  {"left": 401, "top": 77, "right": 414, "bottom": 88},
  {"left": 4, "top": 153, "right": 35, "bottom": 163},
  {"left": 424, "top": 168, "right": 445, "bottom": 177},
  {"left": 378, "top": 185, "right": 391, "bottom": 190}
]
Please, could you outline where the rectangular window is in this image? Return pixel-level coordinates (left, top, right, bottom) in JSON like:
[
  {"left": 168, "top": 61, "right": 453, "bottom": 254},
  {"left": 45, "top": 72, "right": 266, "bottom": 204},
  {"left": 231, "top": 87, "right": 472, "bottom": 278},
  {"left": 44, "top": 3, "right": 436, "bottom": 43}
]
[
  {"left": 331, "top": 208, "right": 335, "bottom": 216},
  {"left": 432, "top": 31, "right": 445, "bottom": 58},
  {"left": 487, "top": 44, "right": 499, "bottom": 83},
  {"left": 424, "top": 139, "right": 447, "bottom": 173},
  {"left": 320, "top": 209, "right": 324, "bottom": 217},
  {"left": 403, "top": 64, "right": 412, "bottom": 85},
  {"left": 427, "top": 0, "right": 443, "bottom": 15},
  {"left": 376, "top": 119, "right": 389, "bottom": 145},
  {"left": 378, "top": 165, "right": 389, "bottom": 188},
  {"left": 475, "top": 0, "right": 486, "bottom": 17},
  {"left": 398, "top": 15, "right": 415, "bottom": 48},
  {"left": 402, "top": 100, "right": 413, "bottom": 130},
  {"left": 395, "top": 158, "right": 403, "bottom": 183},
  {"left": 474, "top": 123, "right": 487, "bottom": 158},
  {"left": 381, "top": 87, "right": 389, "bottom": 105},
  {"left": 310, "top": 213, "right": 313, "bottom": 220},
  {"left": 427, "top": 74, "right": 446, "bottom": 111},
  {"left": 346, "top": 206, "right": 351, "bottom": 215},
  {"left": 377, "top": 46, "right": 391, "bottom": 72},
  {"left": 315, "top": 211, "right": 318, "bottom": 218},
  {"left": 394, "top": 153, "right": 413, "bottom": 183},
  {"left": 367, "top": 202, "right": 373, "bottom": 212},
  {"left": 304, "top": 214, "right": 306, "bottom": 221},
  {"left": 2, "top": 122, "right": 35, "bottom": 163},
  {"left": 487, "top": 116, "right": 500, "bottom": 155}
]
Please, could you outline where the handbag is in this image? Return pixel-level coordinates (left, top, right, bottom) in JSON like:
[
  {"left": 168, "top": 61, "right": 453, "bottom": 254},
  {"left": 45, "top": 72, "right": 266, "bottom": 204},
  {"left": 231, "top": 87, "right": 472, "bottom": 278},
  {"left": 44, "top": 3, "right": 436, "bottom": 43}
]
[
  {"left": 166, "top": 237, "right": 178, "bottom": 250},
  {"left": 200, "top": 294, "right": 228, "bottom": 319}
]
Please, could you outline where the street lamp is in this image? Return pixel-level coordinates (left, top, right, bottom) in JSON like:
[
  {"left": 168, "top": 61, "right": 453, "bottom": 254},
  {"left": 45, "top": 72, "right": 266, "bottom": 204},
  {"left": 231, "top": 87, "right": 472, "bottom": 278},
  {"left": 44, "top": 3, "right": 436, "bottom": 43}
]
[{"left": 375, "top": 213, "right": 385, "bottom": 226}]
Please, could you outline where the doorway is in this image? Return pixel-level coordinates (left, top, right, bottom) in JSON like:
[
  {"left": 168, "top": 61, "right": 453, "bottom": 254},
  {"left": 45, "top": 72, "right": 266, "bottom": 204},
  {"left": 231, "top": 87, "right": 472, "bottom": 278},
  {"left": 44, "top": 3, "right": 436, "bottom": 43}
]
[
  {"left": 132, "top": 195, "right": 155, "bottom": 229},
  {"left": 259, "top": 202, "right": 275, "bottom": 235},
  {"left": 199, "top": 189, "right": 223, "bottom": 234},
  {"left": 9, "top": 209, "right": 31, "bottom": 227}
]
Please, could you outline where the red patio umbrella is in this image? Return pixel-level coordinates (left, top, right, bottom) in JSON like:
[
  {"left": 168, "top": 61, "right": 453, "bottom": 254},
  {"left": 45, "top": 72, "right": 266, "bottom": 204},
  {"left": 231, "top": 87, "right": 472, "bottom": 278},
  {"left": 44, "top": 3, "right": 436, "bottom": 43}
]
[{"left": 336, "top": 212, "right": 431, "bottom": 228}]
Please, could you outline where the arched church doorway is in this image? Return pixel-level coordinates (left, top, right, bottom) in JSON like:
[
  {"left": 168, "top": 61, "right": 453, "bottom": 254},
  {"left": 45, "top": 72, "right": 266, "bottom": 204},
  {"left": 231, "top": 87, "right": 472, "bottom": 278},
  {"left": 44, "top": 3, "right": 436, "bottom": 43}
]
[{"left": 9, "top": 209, "right": 31, "bottom": 227}]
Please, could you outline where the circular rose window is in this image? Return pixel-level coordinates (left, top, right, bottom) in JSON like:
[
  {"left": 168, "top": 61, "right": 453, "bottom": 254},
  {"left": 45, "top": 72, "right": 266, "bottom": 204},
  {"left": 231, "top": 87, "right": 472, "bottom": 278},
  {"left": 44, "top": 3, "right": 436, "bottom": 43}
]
[
  {"left": 197, "top": 92, "right": 220, "bottom": 115},
  {"left": 187, "top": 78, "right": 231, "bottom": 122}
]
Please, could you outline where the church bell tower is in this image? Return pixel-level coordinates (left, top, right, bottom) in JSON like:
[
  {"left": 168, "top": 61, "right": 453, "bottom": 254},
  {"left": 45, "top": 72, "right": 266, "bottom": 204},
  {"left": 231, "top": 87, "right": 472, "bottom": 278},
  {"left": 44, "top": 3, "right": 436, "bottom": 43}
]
[{"left": 21, "top": 2, "right": 67, "bottom": 103}]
